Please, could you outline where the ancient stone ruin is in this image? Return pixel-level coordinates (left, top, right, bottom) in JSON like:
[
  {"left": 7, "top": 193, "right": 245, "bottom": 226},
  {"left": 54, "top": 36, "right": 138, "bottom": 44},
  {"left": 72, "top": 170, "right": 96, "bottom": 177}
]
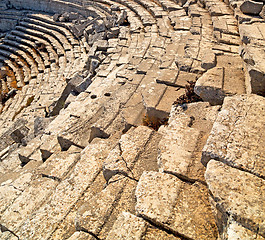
[{"left": 0, "top": 0, "right": 264, "bottom": 239}]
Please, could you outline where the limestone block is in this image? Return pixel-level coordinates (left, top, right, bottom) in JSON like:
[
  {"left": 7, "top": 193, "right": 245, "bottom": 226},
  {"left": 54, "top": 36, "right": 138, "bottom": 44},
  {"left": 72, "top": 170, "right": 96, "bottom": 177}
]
[
  {"left": 205, "top": 160, "right": 265, "bottom": 237},
  {"left": 157, "top": 128, "right": 201, "bottom": 180},
  {"left": 1, "top": 177, "right": 56, "bottom": 230},
  {"left": 34, "top": 117, "right": 52, "bottom": 136},
  {"left": 137, "top": 58, "right": 155, "bottom": 74},
  {"left": 94, "top": 19, "right": 106, "bottom": 33},
  {"left": 0, "top": 184, "right": 20, "bottom": 215},
  {"left": 17, "top": 136, "right": 42, "bottom": 164},
  {"left": 202, "top": 94, "right": 265, "bottom": 179},
  {"left": 106, "top": 212, "right": 147, "bottom": 240},
  {"left": 136, "top": 171, "right": 180, "bottom": 224},
  {"left": 135, "top": 171, "right": 218, "bottom": 239},
  {"left": 195, "top": 60, "right": 245, "bottom": 105},
  {"left": 10, "top": 126, "right": 29, "bottom": 144},
  {"left": 36, "top": 147, "right": 80, "bottom": 179},
  {"left": 66, "top": 231, "right": 96, "bottom": 240},
  {"left": 95, "top": 40, "right": 108, "bottom": 51},
  {"left": 194, "top": 67, "right": 225, "bottom": 105},
  {"left": 240, "top": 0, "right": 263, "bottom": 15},
  {"left": 17, "top": 140, "right": 111, "bottom": 239},
  {"left": 201, "top": 51, "right": 216, "bottom": 70},
  {"left": 226, "top": 220, "right": 265, "bottom": 240},
  {"left": 76, "top": 176, "right": 128, "bottom": 235},
  {"left": 103, "top": 126, "right": 153, "bottom": 182},
  {"left": 158, "top": 103, "right": 217, "bottom": 182},
  {"left": 67, "top": 73, "right": 91, "bottom": 94},
  {"left": 58, "top": 126, "right": 109, "bottom": 150}
]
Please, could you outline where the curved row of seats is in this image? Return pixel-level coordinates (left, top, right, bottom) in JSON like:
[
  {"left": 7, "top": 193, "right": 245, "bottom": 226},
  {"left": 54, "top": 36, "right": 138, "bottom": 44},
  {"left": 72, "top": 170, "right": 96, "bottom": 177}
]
[{"left": 0, "top": 0, "right": 254, "bottom": 239}]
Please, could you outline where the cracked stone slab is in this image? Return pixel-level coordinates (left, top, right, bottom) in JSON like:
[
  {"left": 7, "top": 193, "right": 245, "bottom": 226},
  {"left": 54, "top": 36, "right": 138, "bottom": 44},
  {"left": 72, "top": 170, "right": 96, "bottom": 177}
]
[
  {"left": 35, "top": 146, "right": 81, "bottom": 179},
  {"left": 76, "top": 176, "right": 128, "bottom": 235},
  {"left": 201, "top": 51, "right": 216, "bottom": 70},
  {"left": 103, "top": 126, "right": 153, "bottom": 182},
  {"left": 106, "top": 212, "right": 147, "bottom": 240},
  {"left": 202, "top": 94, "right": 265, "bottom": 179},
  {"left": 205, "top": 160, "right": 265, "bottom": 237},
  {"left": 158, "top": 103, "right": 219, "bottom": 182},
  {"left": 0, "top": 177, "right": 57, "bottom": 231},
  {"left": 15, "top": 139, "right": 112, "bottom": 239},
  {"left": 135, "top": 171, "right": 218, "bottom": 239}
]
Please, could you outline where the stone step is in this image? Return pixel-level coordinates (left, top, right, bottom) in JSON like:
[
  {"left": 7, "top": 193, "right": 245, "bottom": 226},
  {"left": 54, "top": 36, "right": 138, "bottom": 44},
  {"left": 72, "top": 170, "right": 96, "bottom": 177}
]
[
  {"left": 135, "top": 171, "right": 218, "bottom": 239},
  {"left": 18, "top": 22, "right": 64, "bottom": 57},
  {"left": 3, "top": 39, "right": 45, "bottom": 72},
  {"left": 28, "top": 13, "right": 81, "bottom": 46},
  {"left": 12, "top": 139, "right": 112, "bottom": 239},
  {"left": 6, "top": 33, "right": 48, "bottom": 68},
  {"left": 0, "top": 44, "right": 39, "bottom": 77},
  {"left": 23, "top": 17, "right": 72, "bottom": 51},
  {"left": 195, "top": 54, "right": 246, "bottom": 105},
  {"left": 107, "top": 211, "right": 182, "bottom": 239},
  {"left": 202, "top": 94, "right": 265, "bottom": 179},
  {"left": 11, "top": 29, "right": 58, "bottom": 67},
  {"left": 158, "top": 102, "right": 220, "bottom": 183},
  {"left": 238, "top": 22, "right": 265, "bottom": 95},
  {"left": 76, "top": 126, "right": 160, "bottom": 239},
  {"left": 112, "top": 0, "right": 156, "bottom": 26},
  {"left": 0, "top": 57, "right": 24, "bottom": 87},
  {"left": 205, "top": 160, "right": 265, "bottom": 238},
  {"left": 0, "top": 50, "right": 30, "bottom": 84},
  {"left": 0, "top": 146, "right": 81, "bottom": 235}
]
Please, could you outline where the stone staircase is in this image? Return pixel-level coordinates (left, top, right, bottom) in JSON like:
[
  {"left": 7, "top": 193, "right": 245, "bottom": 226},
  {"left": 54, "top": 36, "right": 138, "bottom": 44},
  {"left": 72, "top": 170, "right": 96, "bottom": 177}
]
[{"left": 0, "top": 0, "right": 264, "bottom": 239}]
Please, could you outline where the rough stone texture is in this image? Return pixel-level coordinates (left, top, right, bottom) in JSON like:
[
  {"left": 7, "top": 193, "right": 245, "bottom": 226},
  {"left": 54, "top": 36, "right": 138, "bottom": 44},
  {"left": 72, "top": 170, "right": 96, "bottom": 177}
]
[
  {"left": 135, "top": 171, "right": 218, "bottom": 239},
  {"left": 195, "top": 55, "right": 246, "bottom": 105},
  {"left": 0, "top": 0, "right": 264, "bottom": 239},
  {"left": 205, "top": 160, "right": 265, "bottom": 238},
  {"left": 66, "top": 231, "right": 95, "bottom": 240},
  {"left": 238, "top": 23, "right": 265, "bottom": 95},
  {"left": 106, "top": 212, "right": 147, "bottom": 240},
  {"left": 226, "top": 220, "right": 265, "bottom": 240},
  {"left": 103, "top": 126, "right": 153, "bottom": 182},
  {"left": 158, "top": 102, "right": 219, "bottom": 182},
  {"left": 202, "top": 94, "right": 265, "bottom": 178}
]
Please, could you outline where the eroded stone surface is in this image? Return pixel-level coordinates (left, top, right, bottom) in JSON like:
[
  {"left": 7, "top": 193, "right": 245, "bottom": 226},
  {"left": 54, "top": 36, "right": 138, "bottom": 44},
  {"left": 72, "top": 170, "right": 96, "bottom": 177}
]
[
  {"left": 135, "top": 171, "right": 218, "bottom": 239},
  {"left": 205, "top": 160, "right": 265, "bottom": 237},
  {"left": 0, "top": 0, "right": 264, "bottom": 239},
  {"left": 158, "top": 102, "right": 219, "bottom": 182},
  {"left": 202, "top": 94, "right": 265, "bottom": 178},
  {"left": 106, "top": 212, "right": 147, "bottom": 240}
]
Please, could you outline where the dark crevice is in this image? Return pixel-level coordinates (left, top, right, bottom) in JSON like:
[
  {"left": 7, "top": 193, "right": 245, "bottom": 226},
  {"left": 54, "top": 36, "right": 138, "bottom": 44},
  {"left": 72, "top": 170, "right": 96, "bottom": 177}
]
[
  {"left": 41, "top": 173, "right": 61, "bottom": 182},
  {"left": 0, "top": 224, "right": 20, "bottom": 239},
  {"left": 138, "top": 214, "right": 194, "bottom": 240},
  {"left": 164, "top": 170, "right": 197, "bottom": 185},
  {"left": 77, "top": 228, "right": 102, "bottom": 240}
]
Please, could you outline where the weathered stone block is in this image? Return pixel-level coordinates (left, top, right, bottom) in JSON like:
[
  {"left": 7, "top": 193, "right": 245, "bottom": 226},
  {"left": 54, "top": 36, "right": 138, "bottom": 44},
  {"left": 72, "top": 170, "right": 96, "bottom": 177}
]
[
  {"left": 202, "top": 94, "right": 265, "bottom": 179},
  {"left": 106, "top": 212, "right": 147, "bottom": 240},
  {"left": 205, "top": 160, "right": 265, "bottom": 237},
  {"left": 135, "top": 171, "right": 218, "bottom": 239}
]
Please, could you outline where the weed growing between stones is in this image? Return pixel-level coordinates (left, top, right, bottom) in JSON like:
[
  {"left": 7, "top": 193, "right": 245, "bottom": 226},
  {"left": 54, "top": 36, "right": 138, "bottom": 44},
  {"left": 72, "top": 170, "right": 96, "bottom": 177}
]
[
  {"left": 173, "top": 81, "right": 202, "bottom": 105},
  {"left": 142, "top": 114, "right": 168, "bottom": 131}
]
